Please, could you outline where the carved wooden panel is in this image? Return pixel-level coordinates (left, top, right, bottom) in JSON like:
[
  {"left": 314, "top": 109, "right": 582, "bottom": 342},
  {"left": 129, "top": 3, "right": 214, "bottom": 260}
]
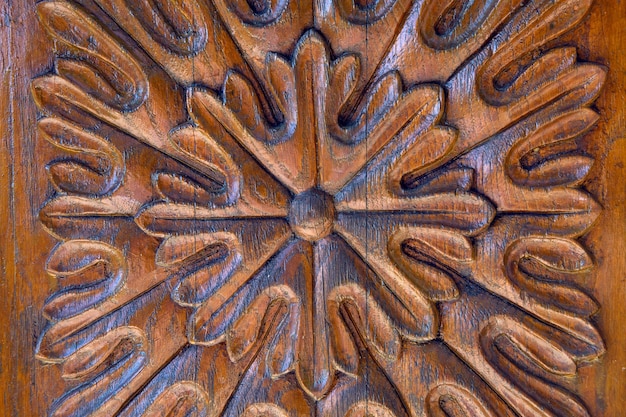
[{"left": 2, "top": 0, "right": 626, "bottom": 416}]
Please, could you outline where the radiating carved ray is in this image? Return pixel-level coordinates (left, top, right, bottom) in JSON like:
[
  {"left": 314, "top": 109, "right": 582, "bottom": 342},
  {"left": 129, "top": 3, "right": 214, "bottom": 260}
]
[
  {"left": 294, "top": 240, "right": 334, "bottom": 400},
  {"left": 457, "top": 108, "right": 602, "bottom": 235},
  {"left": 135, "top": 203, "right": 288, "bottom": 237},
  {"left": 39, "top": 196, "right": 140, "bottom": 241},
  {"left": 337, "top": 192, "right": 495, "bottom": 237}
]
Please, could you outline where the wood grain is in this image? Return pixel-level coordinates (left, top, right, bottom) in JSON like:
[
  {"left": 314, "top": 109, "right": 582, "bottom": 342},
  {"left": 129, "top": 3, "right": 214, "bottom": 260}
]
[{"left": 1, "top": 0, "right": 625, "bottom": 416}]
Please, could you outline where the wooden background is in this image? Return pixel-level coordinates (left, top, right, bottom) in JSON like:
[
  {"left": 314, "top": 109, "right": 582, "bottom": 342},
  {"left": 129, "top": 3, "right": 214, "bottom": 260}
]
[{"left": 1, "top": 0, "right": 625, "bottom": 415}]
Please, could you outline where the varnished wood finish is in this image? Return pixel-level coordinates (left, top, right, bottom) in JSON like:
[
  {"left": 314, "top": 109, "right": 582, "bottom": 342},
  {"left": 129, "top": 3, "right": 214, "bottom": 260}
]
[{"left": 1, "top": 0, "right": 625, "bottom": 416}]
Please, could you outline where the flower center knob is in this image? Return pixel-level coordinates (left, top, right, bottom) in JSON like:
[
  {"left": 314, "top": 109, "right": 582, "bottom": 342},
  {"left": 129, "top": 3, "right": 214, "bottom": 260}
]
[{"left": 288, "top": 189, "right": 336, "bottom": 241}]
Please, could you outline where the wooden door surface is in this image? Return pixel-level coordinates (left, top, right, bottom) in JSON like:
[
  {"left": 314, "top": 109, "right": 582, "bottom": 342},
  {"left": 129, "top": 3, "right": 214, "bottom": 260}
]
[{"left": 2, "top": 0, "right": 625, "bottom": 416}]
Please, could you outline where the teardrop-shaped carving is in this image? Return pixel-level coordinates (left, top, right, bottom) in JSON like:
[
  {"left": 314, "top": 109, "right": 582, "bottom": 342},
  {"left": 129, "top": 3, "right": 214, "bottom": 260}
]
[
  {"left": 154, "top": 172, "right": 227, "bottom": 205},
  {"left": 480, "top": 316, "right": 590, "bottom": 417},
  {"left": 169, "top": 127, "right": 240, "bottom": 205},
  {"left": 388, "top": 127, "right": 458, "bottom": 195},
  {"left": 426, "top": 384, "right": 495, "bottom": 417},
  {"left": 344, "top": 401, "right": 398, "bottom": 417},
  {"left": 401, "top": 168, "right": 474, "bottom": 195},
  {"left": 227, "top": 285, "right": 298, "bottom": 364},
  {"left": 389, "top": 228, "right": 472, "bottom": 301},
  {"left": 505, "top": 237, "right": 598, "bottom": 316},
  {"left": 143, "top": 382, "right": 211, "bottom": 417},
  {"left": 476, "top": 1, "right": 593, "bottom": 106},
  {"left": 40, "top": 118, "right": 124, "bottom": 196},
  {"left": 44, "top": 240, "right": 126, "bottom": 320},
  {"left": 241, "top": 403, "right": 290, "bottom": 417},
  {"left": 157, "top": 233, "right": 243, "bottom": 306},
  {"left": 329, "top": 284, "right": 401, "bottom": 370},
  {"left": 421, "top": 0, "right": 506, "bottom": 50},
  {"left": 506, "top": 109, "right": 598, "bottom": 187},
  {"left": 327, "top": 70, "right": 402, "bottom": 145}
]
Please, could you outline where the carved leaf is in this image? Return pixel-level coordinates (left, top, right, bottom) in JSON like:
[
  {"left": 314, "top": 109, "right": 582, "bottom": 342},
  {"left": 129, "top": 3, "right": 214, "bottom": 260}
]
[
  {"left": 157, "top": 233, "right": 243, "bottom": 306},
  {"left": 480, "top": 317, "right": 590, "bottom": 417}
]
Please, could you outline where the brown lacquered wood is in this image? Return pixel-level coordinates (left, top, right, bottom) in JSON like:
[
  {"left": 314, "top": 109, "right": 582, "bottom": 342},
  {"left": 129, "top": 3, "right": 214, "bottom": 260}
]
[{"left": 1, "top": 0, "right": 625, "bottom": 416}]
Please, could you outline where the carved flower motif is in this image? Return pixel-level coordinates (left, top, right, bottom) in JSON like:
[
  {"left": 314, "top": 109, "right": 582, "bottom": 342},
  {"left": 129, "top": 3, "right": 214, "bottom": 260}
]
[{"left": 34, "top": 0, "right": 605, "bottom": 416}]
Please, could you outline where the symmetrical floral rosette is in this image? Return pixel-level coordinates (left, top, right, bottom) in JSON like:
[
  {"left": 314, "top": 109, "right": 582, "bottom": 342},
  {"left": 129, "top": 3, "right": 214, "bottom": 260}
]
[{"left": 33, "top": 0, "right": 606, "bottom": 416}]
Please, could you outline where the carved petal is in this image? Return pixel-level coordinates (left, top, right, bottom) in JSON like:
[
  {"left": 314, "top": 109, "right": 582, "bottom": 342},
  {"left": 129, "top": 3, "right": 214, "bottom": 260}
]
[
  {"left": 505, "top": 237, "right": 598, "bottom": 316},
  {"left": 227, "top": 285, "right": 298, "bottom": 364},
  {"left": 389, "top": 228, "right": 473, "bottom": 301},
  {"left": 344, "top": 402, "right": 398, "bottom": 417},
  {"left": 168, "top": 127, "right": 241, "bottom": 205},
  {"left": 321, "top": 81, "right": 444, "bottom": 194},
  {"left": 338, "top": 192, "right": 495, "bottom": 237},
  {"left": 480, "top": 317, "right": 590, "bottom": 417},
  {"left": 40, "top": 118, "right": 124, "bottom": 196},
  {"left": 426, "top": 384, "right": 496, "bottom": 417},
  {"left": 157, "top": 233, "right": 243, "bottom": 306},
  {"left": 328, "top": 284, "right": 401, "bottom": 368},
  {"left": 142, "top": 382, "right": 211, "bottom": 417},
  {"left": 506, "top": 109, "right": 598, "bottom": 187},
  {"left": 125, "top": 0, "right": 207, "bottom": 56},
  {"left": 44, "top": 240, "right": 126, "bottom": 320},
  {"left": 241, "top": 403, "right": 290, "bottom": 417},
  {"left": 388, "top": 127, "right": 458, "bottom": 195}
]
